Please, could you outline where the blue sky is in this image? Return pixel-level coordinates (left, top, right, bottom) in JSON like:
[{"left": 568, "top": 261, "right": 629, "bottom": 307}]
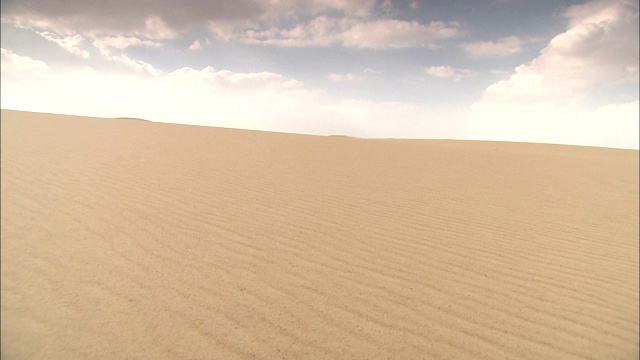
[{"left": 1, "top": 0, "right": 638, "bottom": 148}]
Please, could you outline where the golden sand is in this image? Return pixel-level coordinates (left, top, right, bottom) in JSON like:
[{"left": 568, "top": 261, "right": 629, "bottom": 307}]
[{"left": 2, "top": 109, "right": 638, "bottom": 359}]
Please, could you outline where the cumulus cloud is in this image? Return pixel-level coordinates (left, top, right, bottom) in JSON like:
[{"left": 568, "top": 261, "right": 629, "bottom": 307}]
[
  {"left": 109, "top": 54, "right": 160, "bottom": 75},
  {"left": 37, "top": 32, "right": 90, "bottom": 58},
  {"left": 189, "top": 40, "right": 203, "bottom": 50},
  {"left": 189, "top": 38, "right": 211, "bottom": 50},
  {"left": 88, "top": 36, "right": 162, "bottom": 74},
  {"left": 459, "top": 36, "right": 523, "bottom": 57},
  {"left": 425, "top": 66, "right": 476, "bottom": 82},
  {"left": 425, "top": 65, "right": 455, "bottom": 78},
  {"left": 326, "top": 73, "right": 365, "bottom": 82},
  {"left": 477, "top": 0, "right": 638, "bottom": 106},
  {"left": 0, "top": 56, "right": 311, "bottom": 128},
  {"left": 470, "top": 0, "right": 639, "bottom": 149},
  {"left": 1, "top": 48, "right": 49, "bottom": 72}
]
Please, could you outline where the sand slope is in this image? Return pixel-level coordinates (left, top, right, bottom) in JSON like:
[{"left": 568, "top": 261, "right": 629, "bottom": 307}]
[{"left": 1, "top": 109, "right": 638, "bottom": 359}]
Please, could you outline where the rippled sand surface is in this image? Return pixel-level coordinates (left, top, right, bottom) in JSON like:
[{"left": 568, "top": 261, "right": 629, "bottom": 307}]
[{"left": 2, "top": 109, "right": 638, "bottom": 359}]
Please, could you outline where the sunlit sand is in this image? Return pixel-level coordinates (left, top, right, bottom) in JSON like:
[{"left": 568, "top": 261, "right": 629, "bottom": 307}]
[{"left": 2, "top": 109, "right": 638, "bottom": 359}]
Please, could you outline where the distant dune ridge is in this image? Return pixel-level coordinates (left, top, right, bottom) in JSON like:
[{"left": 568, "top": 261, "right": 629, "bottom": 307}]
[
  {"left": 113, "top": 117, "right": 150, "bottom": 122},
  {"left": 1, "top": 109, "right": 638, "bottom": 359}
]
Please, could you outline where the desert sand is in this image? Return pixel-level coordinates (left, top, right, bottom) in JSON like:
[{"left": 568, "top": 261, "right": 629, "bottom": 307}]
[{"left": 1, "top": 109, "right": 638, "bottom": 359}]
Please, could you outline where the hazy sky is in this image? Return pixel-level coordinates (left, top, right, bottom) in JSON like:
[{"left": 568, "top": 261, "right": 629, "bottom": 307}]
[{"left": 1, "top": 0, "right": 638, "bottom": 148}]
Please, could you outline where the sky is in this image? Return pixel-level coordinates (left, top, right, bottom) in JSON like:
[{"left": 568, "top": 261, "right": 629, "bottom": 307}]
[{"left": 1, "top": 0, "right": 638, "bottom": 149}]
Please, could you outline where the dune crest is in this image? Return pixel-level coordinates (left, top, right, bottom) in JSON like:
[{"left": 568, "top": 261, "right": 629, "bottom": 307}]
[{"left": 2, "top": 109, "right": 638, "bottom": 359}]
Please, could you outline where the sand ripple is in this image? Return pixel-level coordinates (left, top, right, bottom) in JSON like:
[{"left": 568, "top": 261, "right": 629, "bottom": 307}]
[{"left": 2, "top": 110, "right": 638, "bottom": 359}]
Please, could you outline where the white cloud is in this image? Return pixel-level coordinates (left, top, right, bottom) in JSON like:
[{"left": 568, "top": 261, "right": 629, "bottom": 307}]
[
  {"left": 240, "top": 16, "right": 341, "bottom": 46},
  {"left": 0, "top": 48, "right": 53, "bottom": 88},
  {"left": 189, "top": 38, "right": 211, "bottom": 51},
  {"left": 425, "top": 65, "right": 455, "bottom": 78},
  {"left": 92, "top": 36, "right": 162, "bottom": 52},
  {"left": 326, "top": 72, "right": 365, "bottom": 82},
  {"left": 3, "top": 0, "right": 457, "bottom": 50},
  {"left": 188, "top": 40, "right": 203, "bottom": 50},
  {"left": 340, "top": 19, "right": 460, "bottom": 49},
  {"left": 477, "top": 0, "right": 638, "bottom": 105},
  {"left": 219, "top": 17, "right": 460, "bottom": 48},
  {"left": 2, "top": 0, "right": 636, "bottom": 149},
  {"left": 6, "top": 15, "right": 75, "bottom": 35},
  {"left": 0, "top": 60, "right": 309, "bottom": 129},
  {"left": 470, "top": 0, "right": 639, "bottom": 149},
  {"left": 1, "top": 55, "right": 450, "bottom": 139},
  {"left": 425, "top": 66, "right": 477, "bottom": 82},
  {"left": 5, "top": 12, "right": 178, "bottom": 42},
  {"left": 481, "top": 65, "right": 547, "bottom": 103},
  {"left": 140, "top": 16, "right": 177, "bottom": 40},
  {"left": 538, "top": 1, "right": 639, "bottom": 87},
  {"left": 86, "top": 37, "right": 160, "bottom": 74},
  {"left": 0, "top": 48, "right": 49, "bottom": 72},
  {"left": 109, "top": 54, "right": 160, "bottom": 75},
  {"left": 37, "top": 31, "right": 90, "bottom": 58},
  {"left": 564, "top": 0, "right": 636, "bottom": 28},
  {"left": 459, "top": 36, "right": 523, "bottom": 57}
]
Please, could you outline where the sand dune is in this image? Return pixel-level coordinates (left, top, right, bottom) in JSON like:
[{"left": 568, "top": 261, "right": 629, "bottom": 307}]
[{"left": 1, "top": 109, "right": 638, "bottom": 359}]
